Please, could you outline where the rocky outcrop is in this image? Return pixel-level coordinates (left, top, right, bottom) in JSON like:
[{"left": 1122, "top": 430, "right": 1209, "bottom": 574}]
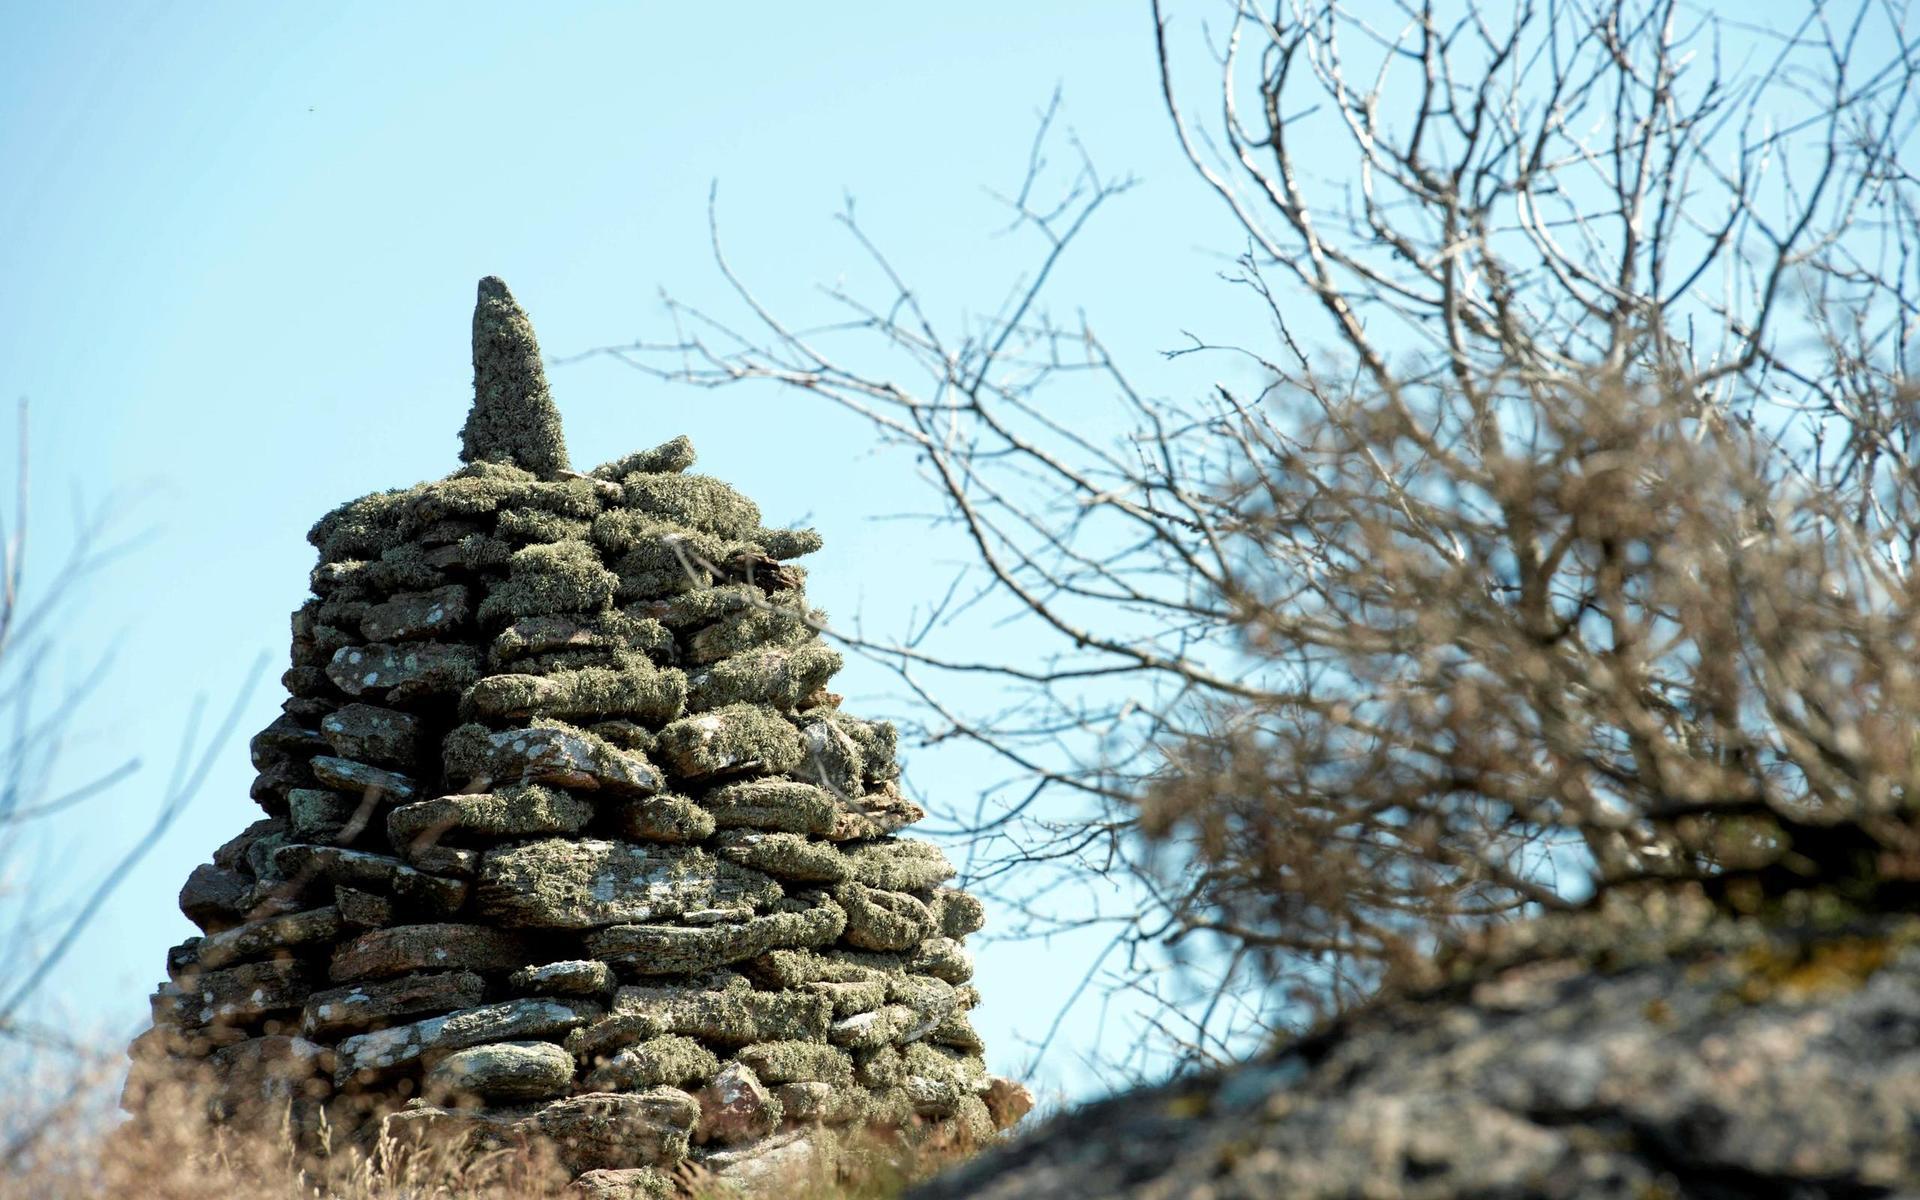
[
  {"left": 910, "top": 891, "right": 1920, "bottom": 1200},
  {"left": 124, "top": 277, "right": 1021, "bottom": 1191}
]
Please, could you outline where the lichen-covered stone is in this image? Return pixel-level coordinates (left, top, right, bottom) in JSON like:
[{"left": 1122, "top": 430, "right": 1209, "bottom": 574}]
[
  {"left": 701, "top": 779, "right": 839, "bottom": 836},
  {"left": 444, "top": 721, "right": 664, "bottom": 795},
  {"left": 569, "top": 1166, "right": 678, "bottom": 1199},
  {"left": 613, "top": 982, "right": 832, "bottom": 1047},
  {"left": 492, "top": 611, "right": 672, "bottom": 666},
  {"left": 835, "top": 883, "right": 933, "bottom": 952},
  {"left": 687, "top": 642, "right": 841, "bottom": 713},
  {"left": 388, "top": 785, "right": 596, "bottom": 849},
  {"left": 582, "top": 1034, "right": 719, "bottom": 1091},
  {"left": 714, "top": 832, "right": 850, "bottom": 885},
  {"left": 734, "top": 1040, "right": 854, "bottom": 1085},
  {"left": 270, "top": 845, "right": 467, "bottom": 915},
  {"left": 528, "top": 1088, "right": 700, "bottom": 1173},
  {"left": 619, "top": 474, "right": 762, "bottom": 541},
  {"left": 509, "top": 959, "right": 617, "bottom": 998},
  {"left": 333, "top": 997, "right": 600, "bottom": 1082},
  {"left": 168, "top": 906, "right": 342, "bottom": 974},
  {"left": 319, "top": 703, "right": 423, "bottom": 766},
  {"left": 592, "top": 435, "right": 696, "bottom": 481},
  {"left": 326, "top": 642, "right": 481, "bottom": 702},
  {"left": 585, "top": 901, "right": 845, "bottom": 976},
  {"left": 929, "top": 888, "right": 987, "bottom": 938},
  {"left": 152, "top": 959, "right": 311, "bottom": 1030},
  {"left": 607, "top": 793, "right": 717, "bottom": 844},
  {"left": 475, "top": 839, "right": 781, "bottom": 930},
  {"left": 844, "top": 838, "right": 956, "bottom": 893},
  {"left": 361, "top": 584, "right": 471, "bottom": 642},
  {"left": 653, "top": 705, "right": 806, "bottom": 781},
  {"left": 683, "top": 598, "right": 816, "bottom": 665},
  {"left": 307, "top": 755, "right": 420, "bottom": 802},
  {"left": 464, "top": 662, "right": 687, "bottom": 724},
  {"left": 329, "top": 923, "right": 534, "bottom": 982},
  {"left": 301, "top": 970, "right": 486, "bottom": 1038},
  {"left": 287, "top": 788, "right": 358, "bottom": 843},
  {"left": 463, "top": 276, "right": 569, "bottom": 476},
  {"left": 333, "top": 885, "right": 395, "bottom": 928},
  {"left": 427, "top": 1040, "right": 576, "bottom": 1102},
  {"left": 478, "top": 541, "right": 617, "bottom": 624}
]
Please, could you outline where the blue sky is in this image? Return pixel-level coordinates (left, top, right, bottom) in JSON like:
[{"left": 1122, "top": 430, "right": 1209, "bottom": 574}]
[{"left": 0, "top": 1, "right": 1262, "bottom": 1102}]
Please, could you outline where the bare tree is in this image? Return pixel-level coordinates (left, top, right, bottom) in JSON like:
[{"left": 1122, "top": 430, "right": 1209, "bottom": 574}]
[
  {"left": 0, "top": 401, "right": 262, "bottom": 1059},
  {"left": 583, "top": 0, "right": 1920, "bottom": 1077}
]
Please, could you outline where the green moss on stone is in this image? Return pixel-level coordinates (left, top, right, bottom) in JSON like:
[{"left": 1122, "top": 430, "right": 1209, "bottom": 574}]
[
  {"left": 834, "top": 883, "right": 933, "bottom": 951},
  {"left": 387, "top": 784, "right": 596, "bottom": 848},
  {"left": 495, "top": 508, "right": 592, "bottom": 546},
  {"left": 582, "top": 1034, "right": 719, "bottom": 1091},
  {"left": 491, "top": 612, "right": 673, "bottom": 667},
  {"left": 591, "top": 435, "right": 697, "bottom": 480},
  {"left": 462, "top": 661, "right": 688, "bottom": 724},
  {"left": 619, "top": 474, "right": 762, "bottom": 539},
  {"left": 462, "top": 277, "right": 570, "bottom": 476},
  {"left": 716, "top": 832, "right": 851, "bottom": 885},
  {"left": 687, "top": 642, "right": 842, "bottom": 713},
  {"left": 752, "top": 527, "right": 825, "bottom": 561},
  {"left": 700, "top": 780, "right": 839, "bottom": 836},
  {"left": 653, "top": 705, "right": 807, "bottom": 781},
  {"left": 684, "top": 600, "right": 819, "bottom": 665},
  {"left": 608, "top": 793, "right": 717, "bottom": 844},
  {"left": 844, "top": 839, "right": 955, "bottom": 893},
  {"left": 734, "top": 1041, "right": 854, "bottom": 1086},
  {"left": 477, "top": 541, "right": 618, "bottom": 625}
]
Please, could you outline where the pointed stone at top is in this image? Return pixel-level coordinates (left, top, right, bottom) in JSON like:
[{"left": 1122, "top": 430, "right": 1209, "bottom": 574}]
[{"left": 462, "top": 276, "right": 570, "bottom": 475}]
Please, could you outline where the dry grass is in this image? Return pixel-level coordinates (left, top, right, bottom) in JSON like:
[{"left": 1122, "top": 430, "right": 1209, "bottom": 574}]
[{"left": 0, "top": 1054, "right": 967, "bottom": 1200}]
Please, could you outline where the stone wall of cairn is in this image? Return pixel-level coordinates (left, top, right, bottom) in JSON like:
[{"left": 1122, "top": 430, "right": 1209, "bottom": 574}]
[{"left": 125, "top": 277, "right": 1031, "bottom": 1198}]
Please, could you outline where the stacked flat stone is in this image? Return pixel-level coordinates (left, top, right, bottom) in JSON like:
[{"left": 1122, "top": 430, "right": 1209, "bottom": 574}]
[{"left": 125, "top": 278, "right": 1027, "bottom": 1197}]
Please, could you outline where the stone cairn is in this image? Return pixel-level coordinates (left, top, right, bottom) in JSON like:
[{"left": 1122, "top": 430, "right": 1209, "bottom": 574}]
[{"left": 125, "top": 277, "right": 1030, "bottom": 1197}]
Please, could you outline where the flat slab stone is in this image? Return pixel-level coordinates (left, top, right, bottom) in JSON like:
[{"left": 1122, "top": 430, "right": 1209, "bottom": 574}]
[
  {"left": 320, "top": 703, "right": 423, "bottom": 766},
  {"left": 613, "top": 983, "right": 830, "bottom": 1047},
  {"left": 586, "top": 901, "right": 845, "bottom": 976},
  {"left": 425, "top": 1039, "right": 575, "bottom": 1102},
  {"left": 272, "top": 844, "right": 467, "bottom": 915},
  {"left": 388, "top": 785, "right": 596, "bottom": 849},
  {"left": 169, "top": 906, "right": 342, "bottom": 975},
  {"left": 509, "top": 959, "right": 616, "bottom": 997},
  {"left": 329, "top": 923, "right": 535, "bottom": 982},
  {"left": 153, "top": 958, "right": 311, "bottom": 1029},
  {"left": 178, "top": 863, "right": 252, "bottom": 933},
  {"left": 527, "top": 1088, "right": 700, "bottom": 1173},
  {"left": 333, "top": 997, "right": 601, "bottom": 1083},
  {"left": 653, "top": 706, "right": 805, "bottom": 781},
  {"left": 844, "top": 838, "right": 955, "bottom": 892},
  {"left": 700, "top": 780, "right": 838, "bottom": 836},
  {"left": 362, "top": 584, "right": 471, "bottom": 642},
  {"left": 474, "top": 838, "right": 781, "bottom": 930},
  {"left": 734, "top": 1040, "right": 855, "bottom": 1085},
  {"left": 835, "top": 883, "right": 933, "bottom": 952},
  {"left": 569, "top": 1166, "right": 678, "bottom": 1200},
  {"left": 714, "top": 831, "right": 850, "bottom": 884},
  {"left": 309, "top": 756, "right": 421, "bottom": 802},
  {"left": 581, "top": 1034, "right": 718, "bottom": 1092},
  {"left": 301, "top": 970, "right": 487, "bottom": 1038},
  {"left": 608, "top": 794, "right": 716, "bottom": 844},
  {"left": 326, "top": 641, "right": 481, "bottom": 703},
  {"left": 451, "top": 724, "right": 664, "bottom": 796}
]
